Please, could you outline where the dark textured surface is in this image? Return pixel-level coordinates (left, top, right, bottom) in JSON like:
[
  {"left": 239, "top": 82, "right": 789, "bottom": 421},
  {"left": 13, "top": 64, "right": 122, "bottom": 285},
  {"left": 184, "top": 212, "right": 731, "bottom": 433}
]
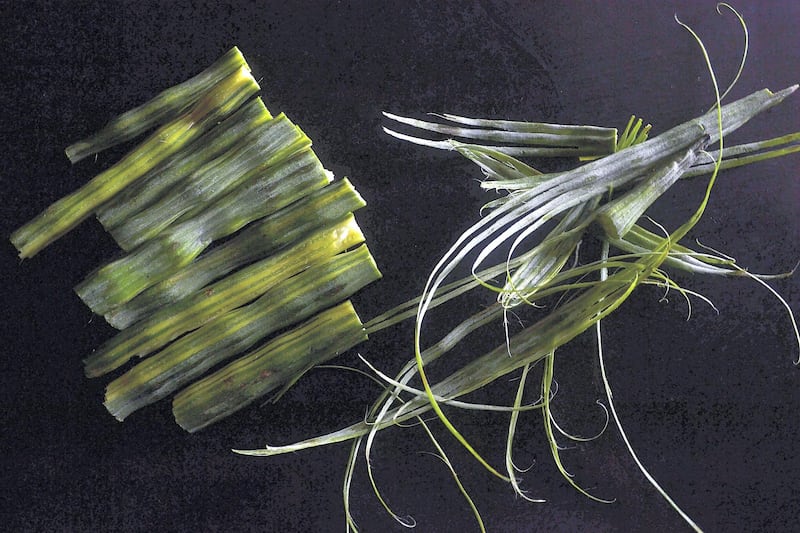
[{"left": 2, "top": 1, "right": 799, "bottom": 531}]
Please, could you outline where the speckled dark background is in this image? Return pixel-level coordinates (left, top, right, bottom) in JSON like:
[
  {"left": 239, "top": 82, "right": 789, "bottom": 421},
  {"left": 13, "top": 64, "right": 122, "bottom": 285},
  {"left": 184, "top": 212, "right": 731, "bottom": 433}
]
[{"left": 2, "top": 1, "right": 798, "bottom": 532}]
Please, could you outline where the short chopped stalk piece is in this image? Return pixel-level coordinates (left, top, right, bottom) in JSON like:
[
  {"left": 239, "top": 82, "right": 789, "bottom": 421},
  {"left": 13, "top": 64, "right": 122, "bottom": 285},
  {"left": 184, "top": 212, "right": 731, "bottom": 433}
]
[
  {"left": 65, "top": 47, "right": 250, "bottom": 163},
  {"left": 383, "top": 112, "right": 618, "bottom": 157},
  {"left": 596, "top": 135, "right": 708, "bottom": 239},
  {"left": 96, "top": 96, "right": 273, "bottom": 236},
  {"left": 173, "top": 300, "right": 368, "bottom": 433},
  {"left": 84, "top": 215, "right": 366, "bottom": 378},
  {"left": 75, "top": 147, "right": 331, "bottom": 316},
  {"left": 104, "top": 244, "right": 381, "bottom": 420},
  {"left": 109, "top": 112, "right": 309, "bottom": 250},
  {"left": 107, "top": 177, "right": 367, "bottom": 329},
  {"left": 10, "top": 66, "right": 260, "bottom": 259}
]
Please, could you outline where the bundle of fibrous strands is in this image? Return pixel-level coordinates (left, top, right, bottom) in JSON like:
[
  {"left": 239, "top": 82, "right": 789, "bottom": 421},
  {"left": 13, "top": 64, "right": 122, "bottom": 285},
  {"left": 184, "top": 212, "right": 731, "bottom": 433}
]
[{"left": 235, "top": 6, "right": 799, "bottom": 532}]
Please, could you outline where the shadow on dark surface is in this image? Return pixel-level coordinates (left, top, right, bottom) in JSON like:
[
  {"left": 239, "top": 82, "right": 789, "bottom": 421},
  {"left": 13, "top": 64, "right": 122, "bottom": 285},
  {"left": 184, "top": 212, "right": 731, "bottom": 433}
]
[{"left": 2, "top": 1, "right": 798, "bottom": 531}]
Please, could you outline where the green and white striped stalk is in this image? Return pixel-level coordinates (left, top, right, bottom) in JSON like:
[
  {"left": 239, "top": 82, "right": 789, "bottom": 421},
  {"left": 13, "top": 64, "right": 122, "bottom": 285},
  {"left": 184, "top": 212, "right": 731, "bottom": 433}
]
[
  {"left": 418, "top": 86, "right": 795, "bottom": 304},
  {"left": 75, "top": 146, "right": 331, "bottom": 316},
  {"left": 10, "top": 66, "right": 260, "bottom": 259},
  {"left": 65, "top": 47, "right": 250, "bottom": 163},
  {"left": 108, "top": 112, "right": 309, "bottom": 250},
  {"left": 96, "top": 96, "right": 273, "bottom": 236},
  {"left": 173, "top": 300, "right": 368, "bottom": 433},
  {"left": 84, "top": 215, "right": 366, "bottom": 377},
  {"left": 104, "top": 244, "right": 381, "bottom": 420},
  {"left": 107, "top": 178, "right": 367, "bottom": 329},
  {"left": 383, "top": 112, "right": 618, "bottom": 157}
]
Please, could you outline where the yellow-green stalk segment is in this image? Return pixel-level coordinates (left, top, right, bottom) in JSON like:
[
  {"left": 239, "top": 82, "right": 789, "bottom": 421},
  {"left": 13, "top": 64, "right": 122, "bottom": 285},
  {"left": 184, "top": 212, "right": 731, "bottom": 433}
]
[
  {"left": 105, "top": 178, "right": 367, "bottom": 329},
  {"left": 173, "top": 301, "right": 368, "bottom": 433},
  {"left": 107, "top": 113, "right": 309, "bottom": 251},
  {"left": 84, "top": 215, "right": 366, "bottom": 378},
  {"left": 10, "top": 66, "right": 260, "bottom": 259},
  {"left": 104, "top": 244, "right": 381, "bottom": 420},
  {"left": 96, "top": 96, "right": 273, "bottom": 236},
  {"left": 74, "top": 145, "right": 328, "bottom": 317},
  {"left": 65, "top": 47, "right": 250, "bottom": 163}
]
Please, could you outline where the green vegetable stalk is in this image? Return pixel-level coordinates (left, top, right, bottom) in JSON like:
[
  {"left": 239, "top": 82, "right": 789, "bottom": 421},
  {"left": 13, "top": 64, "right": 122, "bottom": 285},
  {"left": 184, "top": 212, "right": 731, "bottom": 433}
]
[
  {"left": 65, "top": 47, "right": 250, "bottom": 163},
  {"left": 75, "top": 146, "right": 329, "bottom": 316},
  {"left": 96, "top": 96, "right": 273, "bottom": 237},
  {"left": 174, "top": 300, "right": 368, "bottom": 433},
  {"left": 84, "top": 215, "right": 367, "bottom": 377},
  {"left": 108, "top": 112, "right": 310, "bottom": 250},
  {"left": 11, "top": 65, "right": 260, "bottom": 259},
  {"left": 107, "top": 177, "right": 367, "bottom": 329},
  {"left": 104, "top": 244, "right": 381, "bottom": 420}
]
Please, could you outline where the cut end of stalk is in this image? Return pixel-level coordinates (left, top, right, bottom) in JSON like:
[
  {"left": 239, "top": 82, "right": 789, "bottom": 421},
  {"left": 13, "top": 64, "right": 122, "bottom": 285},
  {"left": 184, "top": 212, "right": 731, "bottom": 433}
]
[{"left": 64, "top": 142, "right": 90, "bottom": 165}]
